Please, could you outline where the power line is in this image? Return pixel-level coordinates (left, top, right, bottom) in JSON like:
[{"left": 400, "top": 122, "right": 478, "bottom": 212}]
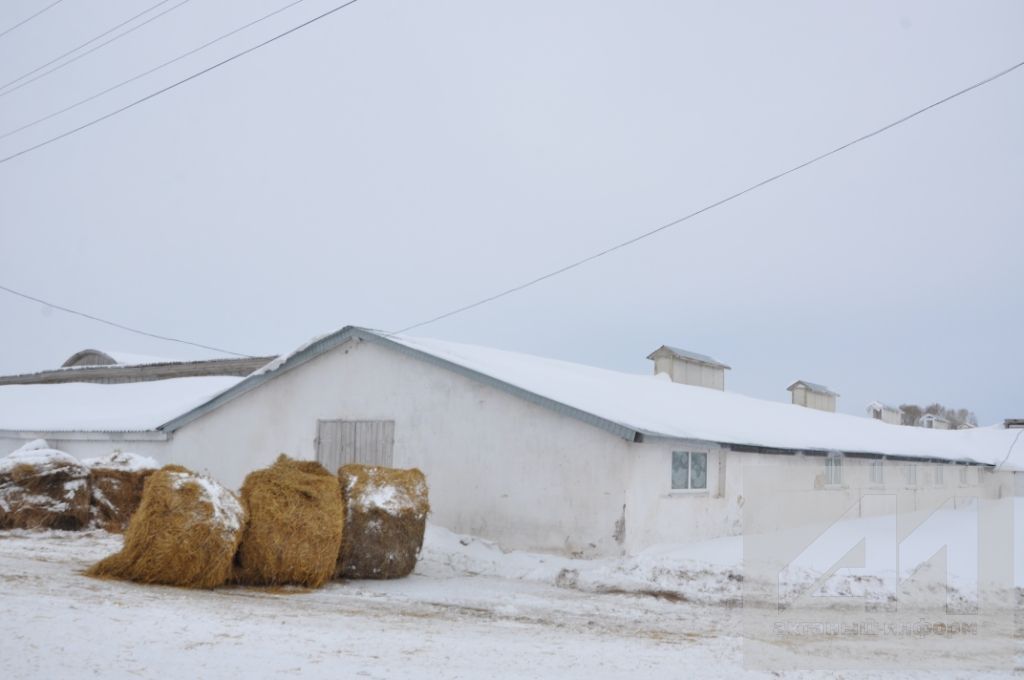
[
  {"left": 391, "top": 57, "right": 1024, "bottom": 335},
  {"left": 0, "top": 0, "right": 310, "bottom": 143},
  {"left": 0, "top": 284, "right": 253, "bottom": 357},
  {"left": 0, "top": 0, "right": 193, "bottom": 100},
  {"left": 0, "top": 0, "right": 173, "bottom": 94},
  {"left": 994, "top": 427, "right": 1023, "bottom": 469},
  {"left": 0, "top": 0, "right": 363, "bottom": 165},
  {"left": 0, "top": 0, "right": 67, "bottom": 41}
]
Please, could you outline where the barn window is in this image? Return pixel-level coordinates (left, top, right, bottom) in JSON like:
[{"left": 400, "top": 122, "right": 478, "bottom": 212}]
[
  {"left": 671, "top": 451, "right": 707, "bottom": 490},
  {"left": 824, "top": 454, "right": 843, "bottom": 486},
  {"left": 869, "top": 459, "right": 884, "bottom": 484},
  {"left": 904, "top": 464, "right": 917, "bottom": 486},
  {"left": 959, "top": 465, "right": 969, "bottom": 485},
  {"left": 934, "top": 465, "right": 944, "bottom": 486}
]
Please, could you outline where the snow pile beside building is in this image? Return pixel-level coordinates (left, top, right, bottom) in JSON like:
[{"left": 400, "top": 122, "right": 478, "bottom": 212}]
[
  {"left": 0, "top": 442, "right": 91, "bottom": 530},
  {"left": 418, "top": 525, "right": 744, "bottom": 604},
  {"left": 419, "top": 498, "right": 1023, "bottom": 603}
]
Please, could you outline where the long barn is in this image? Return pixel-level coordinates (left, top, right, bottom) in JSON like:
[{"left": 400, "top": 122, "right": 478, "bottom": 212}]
[{"left": 0, "top": 326, "right": 1019, "bottom": 556}]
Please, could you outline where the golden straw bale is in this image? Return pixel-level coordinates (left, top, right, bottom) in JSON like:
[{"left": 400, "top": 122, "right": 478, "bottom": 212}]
[
  {"left": 84, "top": 452, "right": 160, "bottom": 533},
  {"left": 0, "top": 442, "right": 90, "bottom": 530},
  {"left": 87, "top": 465, "right": 245, "bottom": 588},
  {"left": 336, "top": 465, "right": 429, "bottom": 580},
  {"left": 234, "top": 455, "right": 344, "bottom": 588}
]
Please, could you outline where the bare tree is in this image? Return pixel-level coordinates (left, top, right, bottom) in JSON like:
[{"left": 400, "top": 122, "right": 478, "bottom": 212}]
[{"left": 899, "top": 403, "right": 977, "bottom": 428}]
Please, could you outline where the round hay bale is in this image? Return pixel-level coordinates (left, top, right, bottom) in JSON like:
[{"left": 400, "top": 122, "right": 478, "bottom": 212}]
[
  {"left": 234, "top": 455, "right": 344, "bottom": 588},
  {"left": 336, "top": 464, "right": 429, "bottom": 580},
  {"left": 87, "top": 465, "right": 245, "bottom": 588},
  {"left": 0, "top": 443, "right": 90, "bottom": 530},
  {"left": 83, "top": 452, "right": 160, "bottom": 532}
]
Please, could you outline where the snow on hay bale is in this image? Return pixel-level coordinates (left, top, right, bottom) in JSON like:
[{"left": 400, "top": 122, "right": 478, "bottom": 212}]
[
  {"left": 336, "top": 464, "right": 429, "bottom": 579},
  {"left": 234, "top": 455, "right": 345, "bottom": 588},
  {"left": 87, "top": 465, "right": 245, "bottom": 588},
  {"left": 83, "top": 451, "right": 160, "bottom": 532},
  {"left": 0, "top": 440, "right": 91, "bottom": 530}
]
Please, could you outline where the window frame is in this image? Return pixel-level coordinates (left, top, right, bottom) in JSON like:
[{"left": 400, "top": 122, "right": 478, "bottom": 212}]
[
  {"left": 869, "top": 459, "right": 884, "bottom": 485},
  {"left": 934, "top": 464, "right": 944, "bottom": 486},
  {"left": 671, "top": 450, "right": 709, "bottom": 493},
  {"left": 824, "top": 453, "right": 844, "bottom": 487},
  {"left": 904, "top": 463, "right": 918, "bottom": 487}
]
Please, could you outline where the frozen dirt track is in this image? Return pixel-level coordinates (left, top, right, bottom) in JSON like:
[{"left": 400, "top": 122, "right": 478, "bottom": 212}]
[{"left": 0, "top": 530, "right": 1019, "bottom": 679}]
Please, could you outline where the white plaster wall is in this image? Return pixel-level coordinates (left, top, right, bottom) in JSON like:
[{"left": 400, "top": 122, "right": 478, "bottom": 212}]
[
  {"left": 621, "top": 450, "right": 1007, "bottom": 551},
  {"left": 0, "top": 434, "right": 170, "bottom": 463},
  {"left": 622, "top": 443, "right": 742, "bottom": 552},
  {"left": 166, "top": 338, "right": 632, "bottom": 557}
]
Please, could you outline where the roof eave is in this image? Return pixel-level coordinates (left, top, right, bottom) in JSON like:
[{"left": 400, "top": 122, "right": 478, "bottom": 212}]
[{"left": 0, "top": 429, "right": 169, "bottom": 442}]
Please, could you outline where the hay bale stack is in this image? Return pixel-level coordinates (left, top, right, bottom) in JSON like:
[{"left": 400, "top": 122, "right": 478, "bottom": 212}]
[
  {"left": 83, "top": 451, "right": 160, "bottom": 532},
  {"left": 87, "top": 465, "right": 245, "bottom": 588},
  {"left": 336, "top": 464, "right": 429, "bottom": 579},
  {"left": 235, "top": 455, "right": 344, "bottom": 588},
  {"left": 0, "top": 440, "right": 91, "bottom": 530}
]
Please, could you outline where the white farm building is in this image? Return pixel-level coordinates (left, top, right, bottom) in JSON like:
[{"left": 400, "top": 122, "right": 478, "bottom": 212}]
[{"left": 0, "top": 326, "right": 1020, "bottom": 557}]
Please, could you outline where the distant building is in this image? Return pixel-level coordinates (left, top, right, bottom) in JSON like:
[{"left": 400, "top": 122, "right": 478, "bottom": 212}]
[
  {"left": 646, "top": 345, "right": 729, "bottom": 390},
  {"left": 0, "top": 349, "right": 274, "bottom": 386},
  {"left": 918, "top": 413, "right": 952, "bottom": 430},
  {"left": 866, "top": 401, "right": 902, "bottom": 425},
  {"left": 788, "top": 380, "right": 838, "bottom": 413}
]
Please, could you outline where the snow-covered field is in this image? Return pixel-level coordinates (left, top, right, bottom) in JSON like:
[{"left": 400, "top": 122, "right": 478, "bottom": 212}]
[{"left": 0, "top": 506, "right": 1020, "bottom": 679}]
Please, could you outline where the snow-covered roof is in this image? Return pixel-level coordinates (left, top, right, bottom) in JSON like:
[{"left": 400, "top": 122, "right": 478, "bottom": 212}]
[
  {"left": 389, "top": 333, "right": 1017, "bottom": 468},
  {"left": 646, "top": 345, "right": 730, "bottom": 370},
  {"left": 0, "top": 376, "right": 244, "bottom": 432},
  {"left": 5, "top": 326, "right": 1020, "bottom": 470},
  {"left": 160, "top": 327, "right": 1022, "bottom": 470},
  {"left": 866, "top": 401, "right": 901, "bottom": 413},
  {"left": 102, "top": 351, "right": 179, "bottom": 366},
  {"left": 787, "top": 380, "right": 839, "bottom": 397}
]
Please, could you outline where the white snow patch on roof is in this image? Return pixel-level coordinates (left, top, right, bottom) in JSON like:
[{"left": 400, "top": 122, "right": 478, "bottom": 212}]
[
  {"left": 104, "top": 351, "right": 178, "bottom": 366},
  {"left": 386, "top": 333, "right": 1024, "bottom": 469},
  {"left": 248, "top": 331, "right": 331, "bottom": 378},
  {"left": 0, "top": 376, "right": 244, "bottom": 432}
]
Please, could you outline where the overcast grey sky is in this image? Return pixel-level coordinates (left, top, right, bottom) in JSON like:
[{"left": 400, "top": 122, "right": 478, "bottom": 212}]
[{"left": 0, "top": 0, "right": 1021, "bottom": 424}]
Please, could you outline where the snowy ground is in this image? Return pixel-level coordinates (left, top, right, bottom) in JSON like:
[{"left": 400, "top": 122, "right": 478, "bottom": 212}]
[{"left": 0, "top": 507, "right": 1020, "bottom": 679}]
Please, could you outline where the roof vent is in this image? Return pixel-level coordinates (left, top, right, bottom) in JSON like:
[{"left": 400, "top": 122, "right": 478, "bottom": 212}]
[
  {"left": 788, "top": 380, "right": 838, "bottom": 412},
  {"left": 866, "top": 401, "right": 902, "bottom": 425},
  {"left": 646, "top": 345, "right": 729, "bottom": 390}
]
